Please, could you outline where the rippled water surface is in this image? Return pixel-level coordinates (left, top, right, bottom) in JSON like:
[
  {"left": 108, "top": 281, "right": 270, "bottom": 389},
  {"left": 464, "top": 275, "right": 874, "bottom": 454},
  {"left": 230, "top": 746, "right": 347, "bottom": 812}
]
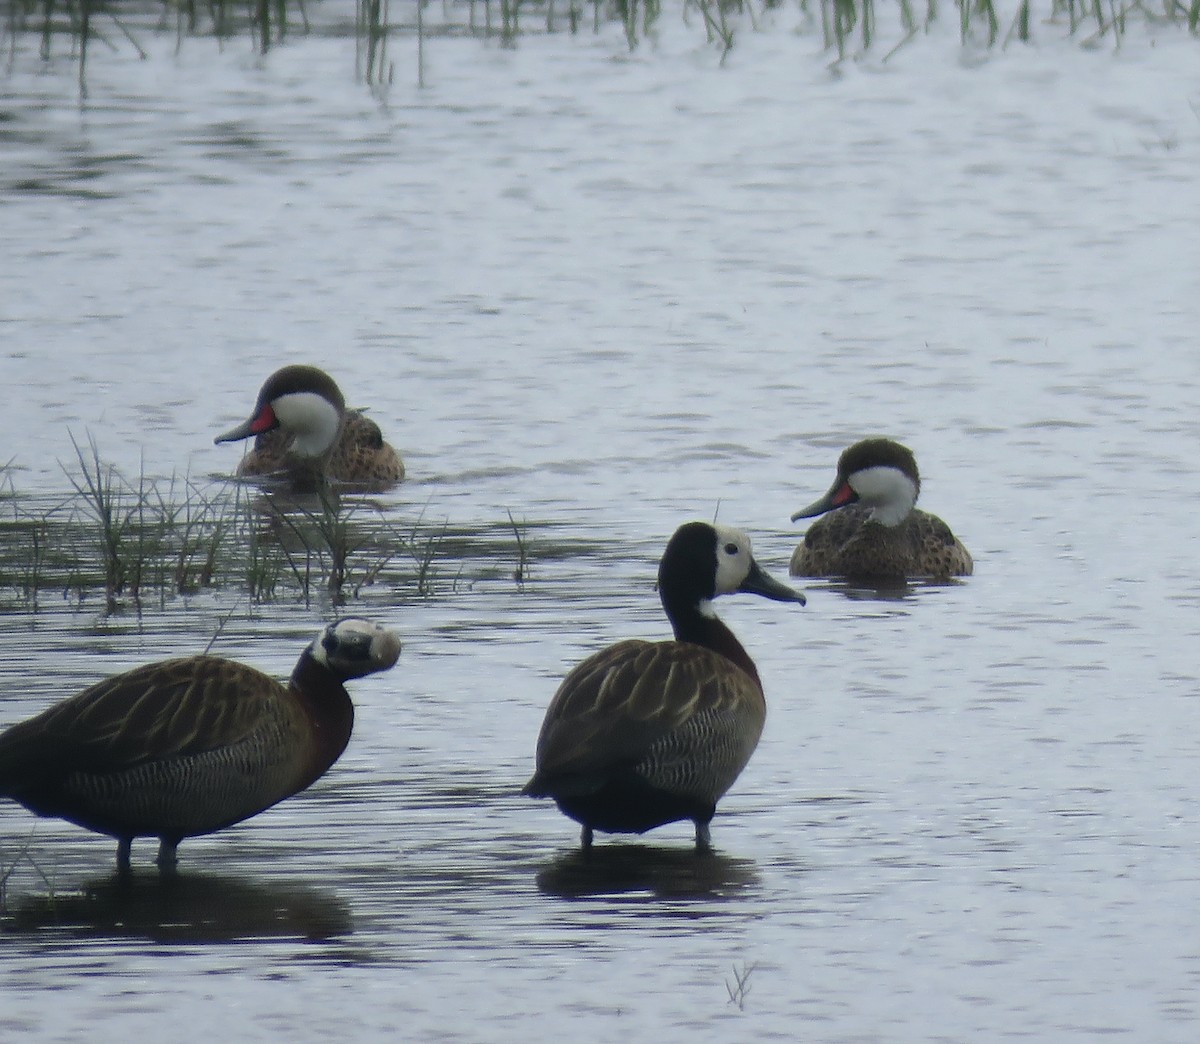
[{"left": 3, "top": 8, "right": 1200, "bottom": 1041}]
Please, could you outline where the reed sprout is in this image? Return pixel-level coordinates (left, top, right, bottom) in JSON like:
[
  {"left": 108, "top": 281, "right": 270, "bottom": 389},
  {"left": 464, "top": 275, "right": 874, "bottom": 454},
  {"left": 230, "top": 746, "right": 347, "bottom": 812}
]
[
  {"left": 507, "top": 508, "right": 530, "bottom": 587},
  {"left": 63, "top": 433, "right": 144, "bottom": 614},
  {"left": 0, "top": 832, "right": 58, "bottom": 918},
  {"left": 725, "top": 960, "right": 758, "bottom": 1011},
  {"left": 399, "top": 504, "right": 450, "bottom": 597}
]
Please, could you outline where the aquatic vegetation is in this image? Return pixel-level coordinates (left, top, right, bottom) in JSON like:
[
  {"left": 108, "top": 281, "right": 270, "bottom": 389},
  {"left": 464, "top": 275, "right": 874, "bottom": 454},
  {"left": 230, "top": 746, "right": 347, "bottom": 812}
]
[
  {"left": 0, "top": 440, "right": 500, "bottom": 614},
  {"left": 725, "top": 959, "right": 758, "bottom": 1011},
  {"left": 0, "top": 440, "right": 565, "bottom": 615},
  {"left": 3, "top": 0, "right": 1195, "bottom": 95}
]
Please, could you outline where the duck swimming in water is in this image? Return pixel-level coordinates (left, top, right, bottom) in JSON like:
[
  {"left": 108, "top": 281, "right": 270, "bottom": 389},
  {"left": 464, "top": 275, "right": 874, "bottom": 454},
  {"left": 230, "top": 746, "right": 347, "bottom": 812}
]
[
  {"left": 215, "top": 365, "right": 405, "bottom": 493},
  {"left": 523, "top": 521, "right": 805, "bottom": 852},
  {"left": 0, "top": 618, "right": 401, "bottom": 874},
  {"left": 789, "top": 437, "right": 972, "bottom": 582}
]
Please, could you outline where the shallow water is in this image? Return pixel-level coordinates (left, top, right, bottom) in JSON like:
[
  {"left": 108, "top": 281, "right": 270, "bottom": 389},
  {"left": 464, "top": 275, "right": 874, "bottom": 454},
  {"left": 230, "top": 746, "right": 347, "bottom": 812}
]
[{"left": 3, "top": 8, "right": 1200, "bottom": 1040}]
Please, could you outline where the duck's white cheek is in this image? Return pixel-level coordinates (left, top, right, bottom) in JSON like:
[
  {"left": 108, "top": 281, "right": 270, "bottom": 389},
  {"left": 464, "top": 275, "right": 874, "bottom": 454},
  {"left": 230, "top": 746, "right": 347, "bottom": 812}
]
[{"left": 273, "top": 392, "right": 342, "bottom": 456}]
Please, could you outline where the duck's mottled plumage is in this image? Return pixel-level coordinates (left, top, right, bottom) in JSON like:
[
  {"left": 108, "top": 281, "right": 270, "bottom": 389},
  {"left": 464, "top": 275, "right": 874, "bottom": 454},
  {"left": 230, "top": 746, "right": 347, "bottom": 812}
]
[
  {"left": 523, "top": 521, "right": 805, "bottom": 851},
  {"left": 0, "top": 619, "right": 401, "bottom": 873},
  {"left": 790, "top": 502, "right": 972, "bottom": 580},
  {"left": 790, "top": 438, "right": 972, "bottom": 582},
  {"left": 215, "top": 364, "right": 404, "bottom": 492}
]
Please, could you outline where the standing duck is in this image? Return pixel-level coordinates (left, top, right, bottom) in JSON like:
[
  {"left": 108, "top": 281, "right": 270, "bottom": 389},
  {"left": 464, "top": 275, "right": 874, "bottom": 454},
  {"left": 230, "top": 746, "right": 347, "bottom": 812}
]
[
  {"left": 523, "top": 521, "right": 805, "bottom": 851},
  {"left": 789, "top": 437, "right": 973, "bottom": 582},
  {"left": 215, "top": 365, "right": 405, "bottom": 493},
  {"left": 0, "top": 618, "right": 401, "bottom": 874}
]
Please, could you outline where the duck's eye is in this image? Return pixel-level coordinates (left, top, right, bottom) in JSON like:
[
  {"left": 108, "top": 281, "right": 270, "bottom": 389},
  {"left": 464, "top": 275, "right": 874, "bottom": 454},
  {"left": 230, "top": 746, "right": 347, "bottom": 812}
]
[{"left": 724, "top": 542, "right": 739, "bottom": 556}]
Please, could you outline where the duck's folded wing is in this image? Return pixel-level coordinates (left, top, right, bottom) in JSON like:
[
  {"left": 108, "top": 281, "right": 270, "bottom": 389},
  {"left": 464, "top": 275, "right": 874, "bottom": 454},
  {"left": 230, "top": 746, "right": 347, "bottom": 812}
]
[
  {"left": 0, "top": 657, "right": 278, "bottom": 788},
  {"left": 530, "top": 639, "right": 760, "bottom": 788}
]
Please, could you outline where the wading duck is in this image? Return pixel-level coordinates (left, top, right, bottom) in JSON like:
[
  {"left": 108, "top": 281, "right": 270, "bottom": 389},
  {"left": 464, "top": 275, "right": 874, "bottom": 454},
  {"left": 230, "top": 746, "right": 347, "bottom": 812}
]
[
  {"left": 522, "top": 521, "right": 805, "bottom": 852},
  {"left": 0, "top": 618, "right": 401, "bottom": 874},
  {"left": 789, "top": 437, "right": 973, "bottom": 582},
  {"left": 215, "top": 364, "right": 405, "bottom": 493}
]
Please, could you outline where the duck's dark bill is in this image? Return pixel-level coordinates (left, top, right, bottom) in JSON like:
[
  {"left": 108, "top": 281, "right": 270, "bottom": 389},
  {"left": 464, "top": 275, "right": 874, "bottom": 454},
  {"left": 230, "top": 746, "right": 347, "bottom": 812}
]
[
  {"left": 739, "top": 560, "right": 806, "bottom": 605},
  {"left": 791, "top": 480, "right": 856, "bottom": 522},
  {"left": 215, "top": 405, "right": 278, "bottom": 445}
]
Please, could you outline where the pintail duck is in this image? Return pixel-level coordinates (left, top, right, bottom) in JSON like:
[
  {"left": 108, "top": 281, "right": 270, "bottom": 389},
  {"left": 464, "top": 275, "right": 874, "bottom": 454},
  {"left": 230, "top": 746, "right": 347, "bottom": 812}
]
[
  {"left": 789, "top": 438, "right": 973, "bottom": 582},
  {"left": 215, "top": 365, "right": 405, "bottom": 493},
  {"left": 0, "top": 618, "right": 401, "bottom": 874},
  {"left": 523, "top": 521, "right": 805, "bottom": 852}
]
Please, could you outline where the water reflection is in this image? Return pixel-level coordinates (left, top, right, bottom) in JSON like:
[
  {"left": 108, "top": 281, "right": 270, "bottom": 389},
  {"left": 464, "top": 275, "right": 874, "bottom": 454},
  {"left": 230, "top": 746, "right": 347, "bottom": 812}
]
[
  {"left": 2, "top": 871, "right": 351, "bottom": 944},
  {"left": 535, "top": 845, "right": 759, "bottom": 901},
  {"left": 809, "top": 577, "right": 971, "bottom": 601}
]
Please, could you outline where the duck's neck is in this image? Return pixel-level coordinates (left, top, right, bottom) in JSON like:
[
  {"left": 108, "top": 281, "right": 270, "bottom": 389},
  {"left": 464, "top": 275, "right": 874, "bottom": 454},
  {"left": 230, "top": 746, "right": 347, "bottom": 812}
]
[
  {"left": 289, "top": 651, "right": 355, "bottom": 784},
  {"left": 666, "top": 597, "right": 762, "bottom": 688}
]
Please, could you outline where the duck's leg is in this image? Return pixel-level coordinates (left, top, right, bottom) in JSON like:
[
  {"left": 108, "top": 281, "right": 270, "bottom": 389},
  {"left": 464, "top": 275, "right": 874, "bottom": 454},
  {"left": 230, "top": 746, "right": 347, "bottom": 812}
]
[
  {"left": 156, "top": 837, "right": 179, "bottom": 875},
  {"left": 694, "top": 820, "right": 713, "bottom": 853},
  {"left": 116, "top": 837, "right": 133, "bottom": 877},
  {"left": 580, "top": 824, "right": 594, "bottom": 850}
]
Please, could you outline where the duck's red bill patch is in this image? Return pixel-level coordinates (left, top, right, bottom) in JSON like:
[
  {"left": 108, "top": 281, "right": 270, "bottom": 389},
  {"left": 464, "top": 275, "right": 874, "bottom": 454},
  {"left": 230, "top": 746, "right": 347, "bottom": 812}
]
[
  {"left": 831, "top": 482, "right": 856, "bottom": 507},
  {"left": 250, "top": 404, "right": 278, "bottom": 434}
]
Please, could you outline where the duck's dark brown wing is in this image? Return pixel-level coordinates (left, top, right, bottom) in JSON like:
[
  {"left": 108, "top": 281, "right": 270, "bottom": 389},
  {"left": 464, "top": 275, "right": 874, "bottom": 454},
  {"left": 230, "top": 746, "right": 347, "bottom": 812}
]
[
  {"left": 526, "top": 639, "right": 764, "bottom": 796},
  {"left": 0, "top": 657, "right": 285, "bottom": 792}
]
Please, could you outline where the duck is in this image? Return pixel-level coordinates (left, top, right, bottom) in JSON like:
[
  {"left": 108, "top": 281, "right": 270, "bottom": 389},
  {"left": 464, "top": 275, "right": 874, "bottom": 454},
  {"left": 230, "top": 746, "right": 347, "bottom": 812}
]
[
  {"left": 0, "top": 618, "right": 401, "bottom": 874},
  {"left": 522, "top": 521, "right": 805, "bottom": 852},
  {"left": 215, "top": 364, "right": 405, "bottom": 493},
  {"left": 789, "top": 437, "right": 972, "bottom": 582}
]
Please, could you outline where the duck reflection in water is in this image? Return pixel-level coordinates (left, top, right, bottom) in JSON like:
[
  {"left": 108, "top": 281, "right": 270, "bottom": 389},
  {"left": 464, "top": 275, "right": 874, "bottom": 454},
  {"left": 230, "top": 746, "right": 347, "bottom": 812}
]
[
  {"left": 535, "top": 843, "right": 760, "bottom": 900},
  {"left": 2, "top": 870, "right": 351, "bottom": 944}
]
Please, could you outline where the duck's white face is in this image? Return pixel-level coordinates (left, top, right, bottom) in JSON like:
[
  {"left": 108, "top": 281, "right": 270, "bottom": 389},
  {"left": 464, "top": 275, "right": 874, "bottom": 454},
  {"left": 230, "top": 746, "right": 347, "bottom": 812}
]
[
  {"left": 850, "top": 466, "right": 919, "bottom": 527},
  {"left": 711, "top": 524, "right": 754, "bottom": 598},
  {"left": 272, "top": 391, "right": 342, "bottom": 457},
  {"left": 311, "top": 618, "right": 402, "bottom": 677}
]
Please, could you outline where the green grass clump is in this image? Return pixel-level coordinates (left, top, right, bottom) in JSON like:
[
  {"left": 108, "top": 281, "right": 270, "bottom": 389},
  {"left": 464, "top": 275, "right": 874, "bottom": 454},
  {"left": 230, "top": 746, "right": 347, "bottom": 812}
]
[{"left": 0, "top": 438, "right": 547, "bottom": 616}]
